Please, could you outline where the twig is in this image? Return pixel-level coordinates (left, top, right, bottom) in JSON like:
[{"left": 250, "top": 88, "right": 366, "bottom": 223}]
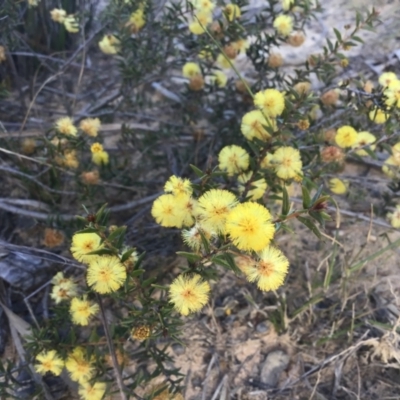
[{"left": 96, "top": 294, "right": 128, "bottom": 400}]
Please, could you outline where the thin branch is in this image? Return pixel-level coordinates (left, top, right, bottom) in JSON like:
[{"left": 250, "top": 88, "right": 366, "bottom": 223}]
[{"left": 96, "top": 294, "right": 128, "bottom": 400}]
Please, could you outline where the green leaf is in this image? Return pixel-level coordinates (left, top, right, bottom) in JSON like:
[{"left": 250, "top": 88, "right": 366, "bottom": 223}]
[
  {"left": 75, "top": 227, "right": 99, "bottom": 234},
  {"left": 130, "top": 269, "right": 145, "bottom": 277},
  {"left": 87, "top": 248, "right": 115, "bottom": 256},
  {"left": 211, "top": 255, "right": 231, "bottom": 269},
  {"left": 282, "top": 185, "right": 290, "bottom": 216},
  {"left": 107, "top": 226, "right": 126, "bottom": 243},
  {"left": 176, "top": 251, "right": 202, "bottom": 263},
  {"left": 302, "top": 186, "right": 312, "bottom": 209},
  {"left": 120, "top": 248, "right": 137, "bottom": 263},
  {"left": 142, "top": 277, "right": 157, "bottom": 288},
  {"left": 311, "top": 185, "right": 324, "bottom": 205},
  {"left": 95, "top": 203, "right": 108, "bottom": 223},
  {"left": 363, "top": 146, "right": 377, "bottom": 159},
  {"left": 190, "top": 164, "right": 205, "bottom": 178},
  {"left": 333, "top": 28, "right": 342, "bottom": 42},
  {"left": 297, "top": 216, "right": 322, "bottom": 239}
]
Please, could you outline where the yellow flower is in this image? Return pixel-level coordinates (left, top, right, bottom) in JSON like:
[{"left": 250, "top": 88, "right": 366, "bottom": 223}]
[
  {"left": 352, "top": 131, "right": 376, "bottom": 156},
  {"left": 87, "top": 256, "right": 127, "bottom": 294},
  {"left": 50, "top": 8, "right": 67, "bottom": 23},
  {"left": 164, "top": 175, "right": 192, "bottom": 196},
  {"left": 169, "top": 274, "right": 210, "bottom": 316},
  {"left": 218, "top": 145, "right": 250, "bottom": 176},
  {"left": 92, "top": 151, "right": 109, "bottom": 166},
  {"left": 335, "top": 125, "right": 357, "bottom": 148},
  {"left": 387, "top": 205, "right": 400, "bottom": 228},
  {"left": 80, "top": 118, "right": 101, "bottom": 137},
  {"left": 237, "top": 172, "right": 267, "bottom": 201},
  {"left": 226, "top": 202, "right": 275, "bottom": 251},
  {"left": 197, "top": 189, "right": 237, "bottom": 234},
  {"left": 35, "top": 350, "right": 64, "bottom": 376},
  {"left": 379, "top": 72, "right": 397, "bottom": 87},
  {"left": 28, "top": 0, "right": 39, "bottom": 6},
  {"left": 128, "top": 9, "right": 146, "bottom": 32},
  {"left": 232, "top": 38, "right": 249, "bottom": 54},
  {"left": 224, "top": 4, "right": 241, "bottom": 21},
  {"left": 369, "top": 107, "right": 390, "bottom": 124},
  {"left": 182, "top": 62, "right": 201, "bottom": 79},
  {"left": 71, "top": 232, "right": 102, "bottom": 264},
  {"left": 90, "top": 143, "right": 103, "bottom": 153},
  {"left": 260, "top": 153, "right": 275, "bottom": 169},
  {"left": 209, "top": 70, "right": 228, "bottom": 88},
  {"left": 65, "top": 347, "right": 95, "bottom": 384},
  {"left": 254, "top": 89, "right": 285, "bottom": 118},
  {"left": 55, "top": 117, "right": 77, "bottom": 136},
  {"left": 281, "top": 0, "right": 294, "bottom": 11},
  {"left": 272, "top": 147, "right": 302, "bottom": 180},
  {"left": 189, "top": 11, "right": 212, "bottom": 35},
  {"left": 64, "top": 150, "right": 79, "bottom": 169},
  {"left": 182, "top": 224, "right": 213, "bottom": 251},
  {"left": 241, "top": 110, "right": 276, "bottom": 141},
  {"left": 216, "top": 53, "right": 232, "bottom": 69},
  {"left": 51, "top": 278, "right": 78, "bottom": 304},
  {"left": 191, "top": 0, "right": 215, "bottom": 12},
  {"left": 70, "top": 297, "right": 99, "bottom": 326},
  {"left": 382, "top": 156, "right": 400, "bottom": 178},
  {"left": 99, "top": 35, "right": 120, "bottom": 55},
  {"left": 384, "top": 79, "right": 400, "bottom": 108},
  {"left": 152, "top": 193, "right": 195, "bottom": 228},
  {"left": 273, "top": 14, "right": 294, "bottom": 37},
  {"left": 78, "top": 382, "right": 106, "bottom": 400},
  {"left": 64, "top": 15, "right": 79, "bottom": 33},
  {"left": 328, "top": 178, "right": 347, "bottom": 194},
  {"left": 243, "top": 246, "right": 289, "bottom": 291}
]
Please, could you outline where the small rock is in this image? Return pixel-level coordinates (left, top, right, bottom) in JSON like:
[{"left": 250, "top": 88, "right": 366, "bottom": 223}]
[
  {"left": 256, "top": 322, "right": 269, "bottom": 333},
  {"left": 171, "top": 343, "right": 185, "bottom": 356},
  {"left": 260, "top": 350, "right": 290, "bottom": 388}
]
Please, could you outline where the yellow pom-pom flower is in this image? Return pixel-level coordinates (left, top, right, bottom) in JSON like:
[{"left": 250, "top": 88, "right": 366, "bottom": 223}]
[
  {"left": 387, "top": 205, "right": 400, "bottom": 228},
  {"left": 70, "top": 297, "right": 99, "bottom": 326},
  {"left": 243, "top": 246, "right": 289, "bottom": 291},
  {"left": 80, "top": 118, "right": 101, "bottom": 137},
  {"left": 92, "top": 151, "right": 109, "bottom": 166},
  {"left": 281, "top": 0, "right": 294, "bottom": 11},
  {"left": 65, "top": 347, "right": 95, "bottom": 384},
  {"left": 254, "top": 89, "right": 285, "bottom": 118},
  {"left": 128, "top": 9, "right": 146, "bottom": 32},
  {"left": 169, "top": 274, "right": 211, "bottom": 316},
  {"left": 197, "top": 189, "right": 237, "bottom": 234},
  {"left": 35, "top": 350, "right": 64, "bottom": 376},
  {"left": 50, "top": 8, "right": 66, "bottom": 23},
  {"left": 55, "top": 117, "right": 77, "bottom": 136},
  {"left": 237, "top": 172, "right": 267, "bottom": 201},
  {"left": 335, "top": 125, "right": 357, "bottom": 148},
  {"left": 382, "top": 156, "right": 400, "bottom": 178},
  {"left": 152, "top": 193, "right": 195, "bottom": 228},
  {"left": 224, "top": 4, "right": 241, "bottom": 21},
  {"left": 99, "top": 34, "right": 120, "bottom": 55},
  {"left": 352, "top": 131, "right": 376, "bottom": 156},
  {"left": 369, "top": 107, "right": 390, "bottom": 124},
  {"left": 241, "top": 110, "right": 276, "bottom": 141},
  {"left": 218, "top": 145, "right": 250, "bottom": 176},
  {"left": 225, "top": 202, "right": 275, "bottom": 251},
  {"left": 189, "top": 11, "right": 212, "bottom": 35},
  {"left": 216, "top": 53, "right": 232, "bottom": 69},
  {"left": 87, "top": 256, "right": 127, "bottom": 294},
  {"left": 164, "top": 175, "right": 192, "bottom": 196},
  {"left": 182, "top": 224, "right": 214, "bottom": 251},
  {"left": 78, "top": 382, "right": 106, "bottom": 400},
  {"left": 384, "top": 79, "right": 400, "bottom": 108},
  {"left": 51, "top": 277, "right": 78, "bottom": 304},
  {"left": 70, "top": 232, "right": 102, "bottom": 264},
  {"left": 273, "top": 14, "right": 294, "bottom": 37},
  {"left": 64, "top": 15, "right": 79, "bottom": 33},
  {"left": 191, "top": 0, "right": 215, "bottom": 12},
  {"left": 379, "top": 72, "right": 397, "bottom": 87},
  {"left": 272, "top": 146, "right": 303, "bottom": 180},
  {"left": 328, "top": 178, "right": 347, "bottom": 194},
  {"left": 182, "top": 62, "right": 201, "bottom": 79},
  {"left": 209, "top": 70, "right": 228, "bottom": 88},
  {"left": 232, "top": 38, "right": 250, "bottom": 54}
]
